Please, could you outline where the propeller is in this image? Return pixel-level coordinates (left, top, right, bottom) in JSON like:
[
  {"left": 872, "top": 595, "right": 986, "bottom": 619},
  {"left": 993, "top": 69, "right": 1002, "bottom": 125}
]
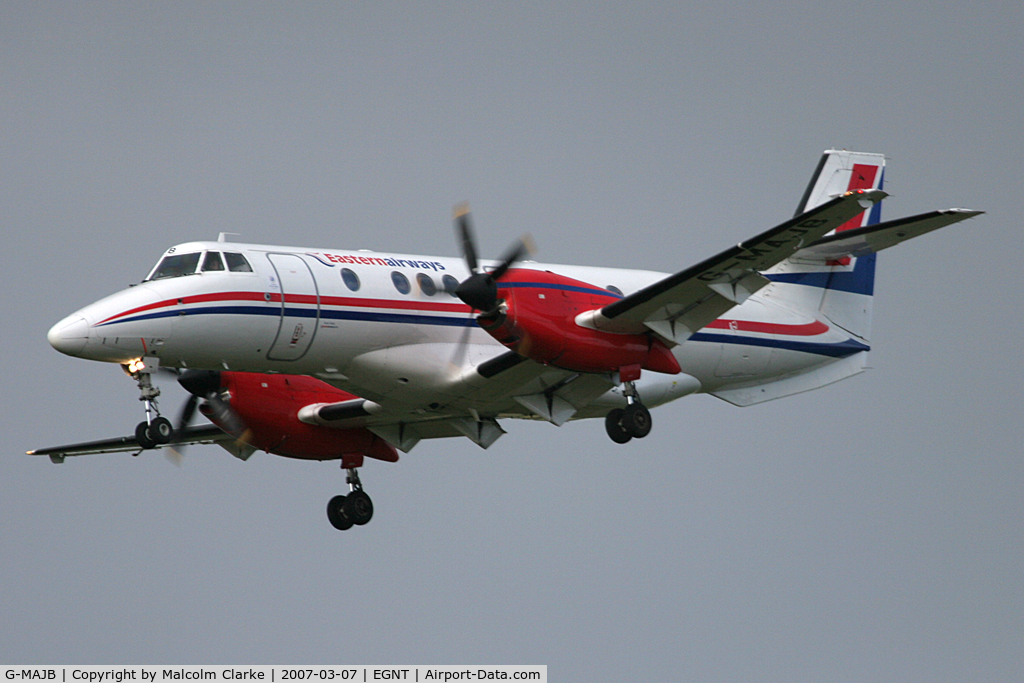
[
  {"left": 452, "top": 203, "right": 534, "bottom": 314},
  {"left": 172, "top": 370, "right": 250, "bottom": 455}
]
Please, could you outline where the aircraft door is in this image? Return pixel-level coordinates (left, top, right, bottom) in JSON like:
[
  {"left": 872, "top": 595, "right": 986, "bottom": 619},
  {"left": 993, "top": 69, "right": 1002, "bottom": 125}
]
[{"left": 266, "top": 253, "right": 320, "bottom": 361}]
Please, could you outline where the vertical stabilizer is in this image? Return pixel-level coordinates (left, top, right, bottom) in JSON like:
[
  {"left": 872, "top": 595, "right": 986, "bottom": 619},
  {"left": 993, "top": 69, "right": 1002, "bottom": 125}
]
[{"left": 765, "top": 150, "right": 885, "bottom": 343}]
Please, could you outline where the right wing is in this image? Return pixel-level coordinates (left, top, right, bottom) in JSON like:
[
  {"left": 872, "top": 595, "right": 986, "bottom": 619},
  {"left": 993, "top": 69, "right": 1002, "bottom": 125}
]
[
  {"left": 790, "top": 208, "right": 983, "bottom": 261},
  {"left": 576, "top": 189, "right": 887, "bottom": 344}
]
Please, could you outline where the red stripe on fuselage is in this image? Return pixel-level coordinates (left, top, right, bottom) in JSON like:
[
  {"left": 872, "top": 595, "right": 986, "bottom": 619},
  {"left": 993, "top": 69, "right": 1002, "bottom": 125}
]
[
  {"left": 705, "top": 319, "right": 829, "bottom": 336},
  {"left": 98, "top": 290, "right": 470, "bottom": 325}
]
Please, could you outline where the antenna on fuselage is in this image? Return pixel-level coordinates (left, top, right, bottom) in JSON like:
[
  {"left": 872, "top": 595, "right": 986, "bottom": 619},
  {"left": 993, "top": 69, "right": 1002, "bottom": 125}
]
[{"left": 218, "top": 232, "right": 240, "bottom": 243}]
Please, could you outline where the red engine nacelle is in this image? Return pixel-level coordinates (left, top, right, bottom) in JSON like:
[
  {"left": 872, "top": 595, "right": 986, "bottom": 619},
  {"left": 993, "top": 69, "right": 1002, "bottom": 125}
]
[
  {"left": 478, "top": 269, "right": 680, "bottom": 375},
  {"left": 199, "top": 372, "right": 398, "bottom": 467}
]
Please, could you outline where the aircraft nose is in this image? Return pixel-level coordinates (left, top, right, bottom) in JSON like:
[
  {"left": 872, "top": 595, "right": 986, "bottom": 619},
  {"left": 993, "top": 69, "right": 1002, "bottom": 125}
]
[{"left": 47, "top": 315, "right": 90, "bottom": 357}]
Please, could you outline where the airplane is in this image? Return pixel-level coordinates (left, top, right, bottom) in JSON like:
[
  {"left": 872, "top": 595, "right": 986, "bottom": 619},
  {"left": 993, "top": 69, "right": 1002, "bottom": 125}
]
[{"left": 32, "top": 150, "right": 983, "bottom": 530}]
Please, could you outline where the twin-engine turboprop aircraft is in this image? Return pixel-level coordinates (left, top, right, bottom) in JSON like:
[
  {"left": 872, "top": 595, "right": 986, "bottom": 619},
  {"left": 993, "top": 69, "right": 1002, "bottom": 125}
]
[{"left": 33, "top": 150, "right": 982, "bottom": 530}]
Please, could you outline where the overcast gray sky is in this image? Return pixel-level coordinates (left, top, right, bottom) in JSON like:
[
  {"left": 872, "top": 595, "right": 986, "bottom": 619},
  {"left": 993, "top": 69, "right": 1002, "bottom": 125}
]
[{"left": 3, "top": 2, "right": 1022, "bottom": 680}]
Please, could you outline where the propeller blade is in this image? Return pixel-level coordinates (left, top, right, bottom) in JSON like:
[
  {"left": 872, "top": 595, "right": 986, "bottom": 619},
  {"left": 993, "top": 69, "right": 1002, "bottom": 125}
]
[
  {"left": 451, "top": 203, "right": 537, "bottom": 313},
  {"left": 172, "top": 394, "right": 199, "bottom": 443},
  {"left": 489, "top": 234, "right": 534, "bottom": 281},
  {"left": 448, "top": 313, "right": 477, "bottom": 370},
  {"left": 164, "top": 448, "right": 185, "bottom": 467},
  {"left": 454, "top": 202, "right": 479, "bottom": 274},
  {"left": 206, "top": 392, "right": 248, "bottom": 440}
]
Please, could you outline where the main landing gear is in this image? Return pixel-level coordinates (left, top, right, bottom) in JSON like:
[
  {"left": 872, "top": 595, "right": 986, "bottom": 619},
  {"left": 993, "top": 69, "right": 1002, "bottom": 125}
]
[
  {"left": 327, "top": 465, "right": 374, "bottom": 531},
  {"left": 126, "top": 360, "right": 173, "bottom": 450},
  {"left": 605, "top": 380, "right": 652, "bottom": 444}
]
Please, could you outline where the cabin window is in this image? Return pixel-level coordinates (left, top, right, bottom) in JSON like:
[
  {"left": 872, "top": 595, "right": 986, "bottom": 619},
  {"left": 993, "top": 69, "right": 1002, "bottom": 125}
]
[
  {"left": 202, "top": 251, "right": 225, "bottom": 272},
  {"left": 417, "top": 273, "right": 437, "bottom": 296},
  {"left": 148, "top": 253, "right": 201, "bottom": 280},
  {"left": 442, "top": 274, "right": 460, "bottom": 297},
  {"left": 341, "top": 268, "right": 360, "bottom": 291},
  {"left": 391, "top": 271, "right": 411, "bottom": 295},
  {"left": 224, "top": 252, "right": 253, "bottom": 273}
]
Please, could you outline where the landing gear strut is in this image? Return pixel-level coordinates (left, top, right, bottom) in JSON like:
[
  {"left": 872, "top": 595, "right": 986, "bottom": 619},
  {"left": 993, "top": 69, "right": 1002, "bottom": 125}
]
[
  {"left": 327, "top": 465, "right": 374, "bottom": 531},
  {"left": 125, "top": 360, "right": 172, "bottom": 450},
  {"left": 605, "top": 380, "right": 652, "bottom": 444}
]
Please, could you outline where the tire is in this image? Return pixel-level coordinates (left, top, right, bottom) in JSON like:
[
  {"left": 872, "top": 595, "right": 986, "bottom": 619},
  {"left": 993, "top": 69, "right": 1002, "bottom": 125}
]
[
  {"left": 622, "top": 404, "right": 652, "bottom": 438},
  {"left": 135, "top": 421, "right": 157, "bottom": 449},
  {"left": 344, "top": 490, "right": 374, "bottom": 526},
  {"left": 327, "top": 495, "right": 353, "bottom": 531},
  {"left": 605, "top": 409, "right": 633, "bottom": 444},
  {"left": 148, "top": 416, "right": 173, "bottom": 444}
]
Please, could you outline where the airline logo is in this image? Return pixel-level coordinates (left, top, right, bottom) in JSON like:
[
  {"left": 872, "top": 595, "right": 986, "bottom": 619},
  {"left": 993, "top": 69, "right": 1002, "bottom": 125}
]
[{"left": 307, "top": 252, "right": 447, "bottom": 271}]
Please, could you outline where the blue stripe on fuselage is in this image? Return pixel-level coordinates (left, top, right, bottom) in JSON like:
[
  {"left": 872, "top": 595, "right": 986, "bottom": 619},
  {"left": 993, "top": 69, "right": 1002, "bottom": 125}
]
[
  {"left": 97, "top": 304, "right": 475, "bottom": 328},
  {"left": 688, "top": 331, "right": 870, "bottom": 358}
]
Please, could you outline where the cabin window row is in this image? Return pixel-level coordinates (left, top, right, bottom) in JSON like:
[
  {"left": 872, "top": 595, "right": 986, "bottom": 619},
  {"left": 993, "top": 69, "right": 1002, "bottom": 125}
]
[{"left": 340, "top": 267, "right": 459, "bottom": 298}]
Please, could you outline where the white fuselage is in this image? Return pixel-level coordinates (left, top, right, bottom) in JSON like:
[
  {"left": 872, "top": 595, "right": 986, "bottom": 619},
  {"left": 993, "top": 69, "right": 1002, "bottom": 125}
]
[{"left": 48, "top": 240, "right": 861, "bottom": 418}]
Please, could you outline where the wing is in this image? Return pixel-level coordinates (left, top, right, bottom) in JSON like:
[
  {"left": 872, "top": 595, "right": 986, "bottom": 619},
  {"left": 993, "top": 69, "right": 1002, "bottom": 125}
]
[
  {"left": 791, "top": 208, "right": 983, "bottom": 261},
  {"left": 312, "top": 349, "right": 617, "bottom": 450},
  {"left": 575, "top": 190, "right": 887, "bottom": 344},
  {"left": 28, "top": 424, "right": 229, "bottom": 463}
]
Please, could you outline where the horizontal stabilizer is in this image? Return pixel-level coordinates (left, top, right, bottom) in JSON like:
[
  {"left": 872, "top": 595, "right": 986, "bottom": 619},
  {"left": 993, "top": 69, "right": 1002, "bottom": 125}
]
[{"left": 792, "top": 209, "right": 983, "bottom": 261}]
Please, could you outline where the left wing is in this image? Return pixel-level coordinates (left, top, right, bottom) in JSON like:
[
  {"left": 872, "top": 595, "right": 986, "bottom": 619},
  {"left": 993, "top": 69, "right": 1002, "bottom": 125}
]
[
  {"left": 576, "top": 189, "right": 886, "bottom": 344},
  {"left": 28, "top": 424, "right": 228, "bottom": 463}
]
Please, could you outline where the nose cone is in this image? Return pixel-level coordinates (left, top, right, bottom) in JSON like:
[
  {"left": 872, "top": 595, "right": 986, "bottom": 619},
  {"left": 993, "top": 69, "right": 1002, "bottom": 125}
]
[{"left": 47, "top": 315, "right": 90, "bottom": 357}]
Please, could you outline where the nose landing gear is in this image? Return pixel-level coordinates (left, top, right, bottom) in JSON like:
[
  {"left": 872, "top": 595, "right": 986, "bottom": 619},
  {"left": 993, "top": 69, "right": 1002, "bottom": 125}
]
[
  {"left": 125, "top": 360, "right": 173, "bottom": 450},
  {"left": 327, "top": 462, "right": 375, "bottom": 531}
]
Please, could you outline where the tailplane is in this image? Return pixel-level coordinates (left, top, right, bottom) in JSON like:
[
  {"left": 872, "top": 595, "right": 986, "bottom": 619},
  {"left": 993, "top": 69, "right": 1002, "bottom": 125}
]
[{"left": 712, "top": 150, "right": 981, "bottom": 407}]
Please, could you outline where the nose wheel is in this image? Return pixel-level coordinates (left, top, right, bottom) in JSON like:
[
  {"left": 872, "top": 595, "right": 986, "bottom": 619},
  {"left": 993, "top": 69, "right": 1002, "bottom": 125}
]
[
  {"left": 135, "top": 416, "right": 173, "bottom": 449},
  {"left": 605, "top": 380, "right": 652, "bottom": 444},
  {"left": 327, "top": 466, "right": 374, "bottom": 531}
]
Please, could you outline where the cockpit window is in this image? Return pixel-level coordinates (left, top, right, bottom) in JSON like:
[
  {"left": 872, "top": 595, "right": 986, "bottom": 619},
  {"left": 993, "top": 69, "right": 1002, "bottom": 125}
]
[
  {"left": 224, "top": 252, "right": 253, "bottom": 273},
  {"left": 147, "top": 253, "right": 201, "bottom": 280},
  {"left": 202, "top": 251, "right": 225, "bottom": 272}
]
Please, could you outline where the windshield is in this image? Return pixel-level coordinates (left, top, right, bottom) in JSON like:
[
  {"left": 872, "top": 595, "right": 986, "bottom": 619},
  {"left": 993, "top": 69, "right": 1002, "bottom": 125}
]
[{"left": 146, "top": 253, "right": 201, "bottom": 281}]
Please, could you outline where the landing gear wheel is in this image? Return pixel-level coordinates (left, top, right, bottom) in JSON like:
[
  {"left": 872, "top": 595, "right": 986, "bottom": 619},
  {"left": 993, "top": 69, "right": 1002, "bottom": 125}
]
[
  {"left": 622, "top": 403, "right": 652, "bottom": 438},
  {"left": 327, "top": 495, "right": 354, "bottom": 531},
  {"left": 605, "top": 409, "right": 633, "bottom": 444},
  {"left": 344, "top": 490, "right": 374, "bottom": 526},
  {"left": 149, "top": 416, "right": 173, "bottom": 444},
  {"left": 135, "top": 421, "right": 157, "bottom": 449}
]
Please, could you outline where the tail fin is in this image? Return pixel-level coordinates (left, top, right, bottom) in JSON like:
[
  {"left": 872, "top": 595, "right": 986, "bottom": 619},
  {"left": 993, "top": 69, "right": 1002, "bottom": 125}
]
[{"left": 766, "top": 150, "right": 886, "bottom": 343}]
